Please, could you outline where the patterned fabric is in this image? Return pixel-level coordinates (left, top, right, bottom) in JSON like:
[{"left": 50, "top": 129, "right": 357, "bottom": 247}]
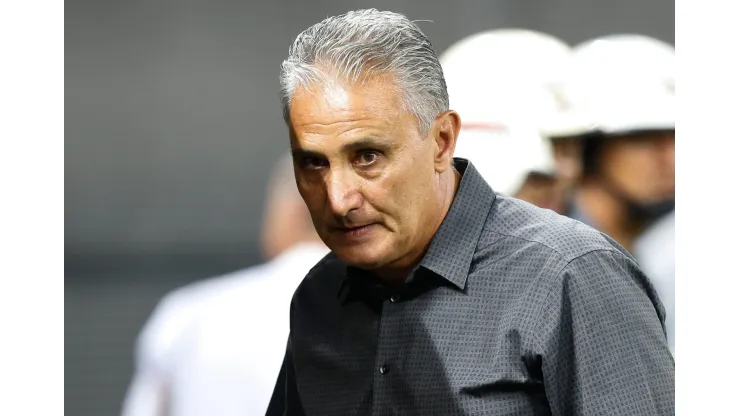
[{"left": 266, "top": 159, "right": 674, "bottom": 416}]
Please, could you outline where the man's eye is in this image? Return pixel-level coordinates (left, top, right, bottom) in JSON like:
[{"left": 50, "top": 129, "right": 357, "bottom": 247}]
[
  {"left": 300, "top": 157, "right": 327, "bottom": 170},
  {"left": 355, "top": 151, "right": 379, "bottom": 166}
]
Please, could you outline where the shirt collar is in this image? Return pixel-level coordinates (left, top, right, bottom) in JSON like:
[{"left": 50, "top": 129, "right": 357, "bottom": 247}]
[
  {"left": 337, "top": 158, "right": 495, "bottom": 299},
  {"left": 417, "top": 158, "right": 496, "bottom": 290}
]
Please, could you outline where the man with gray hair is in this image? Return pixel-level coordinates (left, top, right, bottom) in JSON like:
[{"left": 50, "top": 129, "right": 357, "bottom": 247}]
[{"left": 268, "top": 9, "right": 674, "bottom": 416}]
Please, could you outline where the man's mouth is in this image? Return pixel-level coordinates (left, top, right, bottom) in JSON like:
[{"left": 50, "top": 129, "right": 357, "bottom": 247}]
[{"left": 334, "top": 223, "right": 378, "bottom": 239}]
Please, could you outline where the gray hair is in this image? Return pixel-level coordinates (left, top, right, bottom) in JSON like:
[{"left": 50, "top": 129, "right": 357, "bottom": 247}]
[{"left": 279, "top": 9, "right": 449, "bottom": 133}]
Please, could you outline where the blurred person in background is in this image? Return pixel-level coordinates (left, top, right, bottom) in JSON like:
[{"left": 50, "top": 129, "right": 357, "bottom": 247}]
[
  {"left": 121, "top": 153, "right": 328, "bottom": 416},
  {"left": 541, "top": 34, "right": 675, "bottom": 353},
  {"left": 267, "top": 9, "right": 673, "bottom": 415},
  {"left": 633, "top": 209, "right": 675, "bottom": 355},
  {"left": 439, "top": 29, "right": 575, "bottom": 213}
]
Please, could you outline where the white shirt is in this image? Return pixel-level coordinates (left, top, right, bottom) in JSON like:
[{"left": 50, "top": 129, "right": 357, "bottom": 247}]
[
  {"left": 121, "top": 243, "right": 329, "bottom": 416},
  {"left": 633, "top": 211, "right": 675, "bottom": 355}
]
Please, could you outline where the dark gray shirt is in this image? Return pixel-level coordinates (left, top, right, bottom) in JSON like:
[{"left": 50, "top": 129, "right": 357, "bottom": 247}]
[{"left": 267, "top": 159, "right": 674, "bottom": 416}]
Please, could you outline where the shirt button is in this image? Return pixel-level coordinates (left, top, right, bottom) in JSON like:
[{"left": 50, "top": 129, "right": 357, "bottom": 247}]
[
  {"left": 379, "top": 365, "right": 390, "bottom": 375},
  {"left": 389, "top": 294, "right": 400, "bottom": 303}
]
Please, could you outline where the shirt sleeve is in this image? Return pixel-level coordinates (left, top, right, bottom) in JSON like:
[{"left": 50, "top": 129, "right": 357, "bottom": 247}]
[
  {"left": 265, "top": 336, "right": 306, "bottom": 416},
  {"left": 538, "top": 249, "right": 674, "bottom": 416}
]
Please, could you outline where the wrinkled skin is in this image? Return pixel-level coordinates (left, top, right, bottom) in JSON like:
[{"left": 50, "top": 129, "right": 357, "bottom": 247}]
[{"left": 288, "top": 75, "right": 461, "bottom": 280}]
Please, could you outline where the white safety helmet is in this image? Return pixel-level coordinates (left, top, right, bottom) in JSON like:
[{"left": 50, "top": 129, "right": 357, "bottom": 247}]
[
  {"left": 452, "top": 115, "right": 558, "bottom": 197},
  {"left": 439, "top": 29, "right": 573, "bottom": 196},
  {"left": 541, "top": 34, "right": 675, "bottom": 139}
]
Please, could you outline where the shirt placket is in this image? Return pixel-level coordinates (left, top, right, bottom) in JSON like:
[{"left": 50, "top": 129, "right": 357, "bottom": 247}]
[{"left": 370, "top": 289, "right": 405, "bottom": 416}]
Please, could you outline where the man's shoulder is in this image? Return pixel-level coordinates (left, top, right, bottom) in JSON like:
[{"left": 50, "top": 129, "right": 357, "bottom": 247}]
[
  {"left": 163, "top": 244, "right": 330, "bottom": 308},
  {"left": 166, "top": 265, "right": 269, "bottom": 306},
  {"left": 143, "top": 265, "right": 267, "bottom": 332},
  {"left": 294, "top": 251, "right": 345, "bottom": 294},
  {"left": 483, "top": 195, "right": 629, "bottom": 263},
  {"left": 134, "top": 265, "right": 265, "bottom": 365},
  {"left": 285, "top": 251, "right": 350, "bottom": 313}
]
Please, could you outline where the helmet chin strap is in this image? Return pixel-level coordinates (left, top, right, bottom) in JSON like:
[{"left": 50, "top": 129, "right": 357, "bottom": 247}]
[{"left": 595, "top": 173, "right": 675, "bottom": 226}]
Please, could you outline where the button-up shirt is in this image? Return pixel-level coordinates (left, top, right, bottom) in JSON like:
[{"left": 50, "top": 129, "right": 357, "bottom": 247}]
[{"left": 267, "top": 159, "right": 674, "bottom": 416}]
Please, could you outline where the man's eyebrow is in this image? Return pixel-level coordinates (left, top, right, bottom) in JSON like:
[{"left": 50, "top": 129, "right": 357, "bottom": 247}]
[
  {"left": 340, "top": 137, "right": 392, "bottom": 153},
  {"left": 292, "top": 137, "right": 392, "bottom": 159},
  {"left": 291, "top": 148, "right": 325, "bottom": 159}
]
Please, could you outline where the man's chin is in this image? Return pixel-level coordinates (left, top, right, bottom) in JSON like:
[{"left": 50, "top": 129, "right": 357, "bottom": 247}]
[{"left": 332, "top": 246, "right": 388, "bottom": 270}]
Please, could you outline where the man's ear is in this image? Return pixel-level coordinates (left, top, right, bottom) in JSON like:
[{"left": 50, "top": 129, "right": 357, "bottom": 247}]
[{"left": 431, "top": 110, "right": 462, "bottom": 173}]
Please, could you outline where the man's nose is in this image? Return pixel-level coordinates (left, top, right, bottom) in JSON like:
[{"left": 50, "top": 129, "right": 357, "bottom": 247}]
[{"left": 325, "top": 168, "right": 363, "bottom": 217}]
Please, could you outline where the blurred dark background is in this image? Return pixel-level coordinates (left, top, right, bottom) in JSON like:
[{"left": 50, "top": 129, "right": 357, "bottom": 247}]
[{"left": 65, "top": 0, "right": 673, "bottom": 414}]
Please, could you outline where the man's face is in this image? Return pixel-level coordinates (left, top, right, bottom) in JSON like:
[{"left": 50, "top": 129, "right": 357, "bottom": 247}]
[
  {"left": 599, "top": 130, "right": 675, "bottom": 203},
  {"left": 288, "top": 75, "right": 458, "bottom": 270}
]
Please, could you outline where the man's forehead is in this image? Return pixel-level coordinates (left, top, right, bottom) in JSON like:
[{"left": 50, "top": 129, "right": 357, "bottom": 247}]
[
  {"left": 321, "top": 81, "right": 351, "bottom": 109},
  {"left": 289, "top": 120, "right": 395, "bottom": 152},
  {"left": 289, "top": 75, "right": 403, "bottom": 122}
]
